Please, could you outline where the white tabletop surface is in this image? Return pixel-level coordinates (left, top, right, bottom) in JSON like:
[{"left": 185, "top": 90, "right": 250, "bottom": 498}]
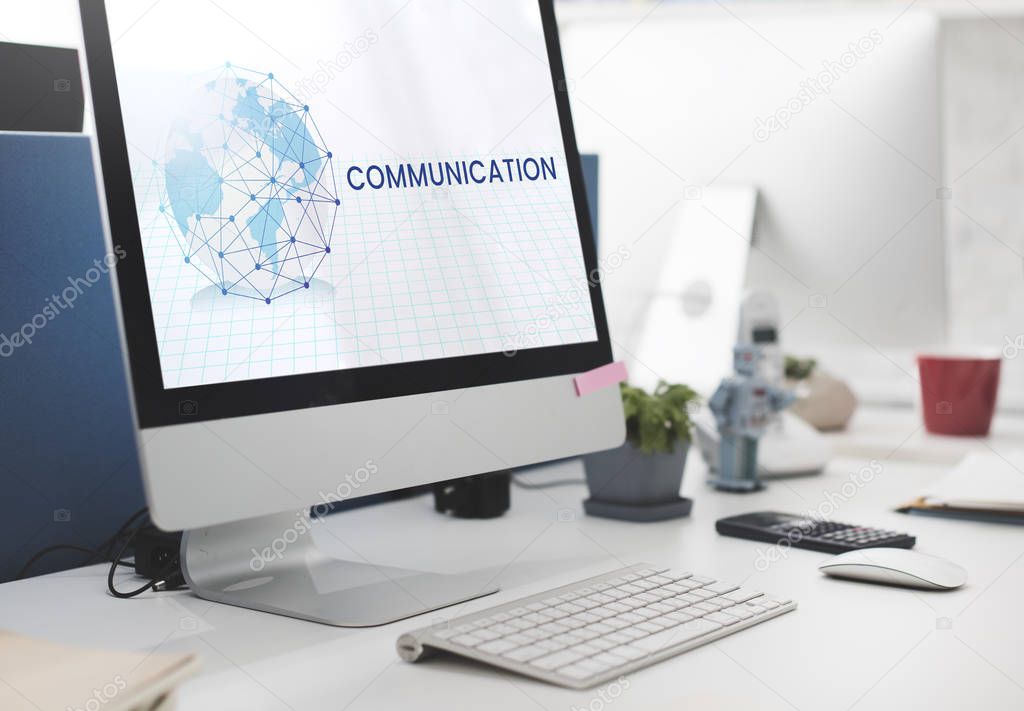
[{"left": 2, "top": 407, "right": 1023, "bottom": 711}]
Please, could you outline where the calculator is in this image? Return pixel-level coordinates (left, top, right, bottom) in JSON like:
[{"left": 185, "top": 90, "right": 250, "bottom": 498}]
[{"left": 716, "top": 511, "right": 916, "bottom": 554}]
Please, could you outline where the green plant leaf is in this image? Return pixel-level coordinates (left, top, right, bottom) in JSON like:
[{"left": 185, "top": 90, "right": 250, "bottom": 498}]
[{"left": 619, "top": 380, "right": 700, "bottom": 455}]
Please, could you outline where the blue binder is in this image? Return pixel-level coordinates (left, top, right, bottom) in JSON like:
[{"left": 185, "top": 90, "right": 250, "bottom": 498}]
[{"left": 0, "top": 133, "right": 144, "bottom": 582}]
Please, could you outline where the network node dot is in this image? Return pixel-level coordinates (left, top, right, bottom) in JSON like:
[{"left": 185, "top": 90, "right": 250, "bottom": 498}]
[
  {"left": 218, "top": 251, "right": 224, "bottom": 258},
  {"left": 304, "top": 282, "right": 309, "bottom": 288},
  {"left": 295, "top": 196, "right": 302, "bottom": 203},
  {"left": 256, "top": 151, "right": 262, "bottom": 158},
  {"left": 270, "top": 177, "right": 276, "bottom": 184},
  {"left": 327, "top": 151, "right": 333, "bottom": 158},
  {"left": 250, "top": 194, "right": 256, "bottom": 201},
  {"left": 290, "top": 236, "right": 296, "bottom": 243},
  {"left": 221, "top": 288, "right": 228, "bottom": 295},
  {"left": 158, "top": 205, "right": 164, "bottom": 212},
  {"left": 184, "top": 256, "right": 190, "bottom": 264},
  {"left": 335, "top": 199, "right": 340, "bottom": 206},
  {"left": 266, "top": 297, "right": 271, "bottom": 304},
  {"left": 255, "top": 263, "right": 262, "bottom": 270},
  {"left": 268, "top": 72, "right": 274, "bottom": 79},
  {"left": 303, "top": 105, "right": 309, "bottom": 112},
  {"left": 325, "top": 247, "right": 331, "bottom": 254},
  {"left": 228, "top": 215, "right": 235, "bottom": 222}
]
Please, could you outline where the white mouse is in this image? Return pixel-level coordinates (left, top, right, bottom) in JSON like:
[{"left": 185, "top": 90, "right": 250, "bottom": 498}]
[{"left": 818, "top": 548, "right": 967, "bottom": 590}]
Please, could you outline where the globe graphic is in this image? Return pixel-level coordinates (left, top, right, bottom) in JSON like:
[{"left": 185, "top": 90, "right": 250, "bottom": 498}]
[{"left": 161, "top": 65, "right": 339, "bottom": 303}]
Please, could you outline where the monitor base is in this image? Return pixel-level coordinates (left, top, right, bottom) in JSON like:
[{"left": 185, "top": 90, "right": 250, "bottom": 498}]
[{"left": 180, "top": 510, "right": 500, "bottom": 627}]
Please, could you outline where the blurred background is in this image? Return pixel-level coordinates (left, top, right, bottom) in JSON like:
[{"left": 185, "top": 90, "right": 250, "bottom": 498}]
[{"left": 7, "top": 0, "right": 1020, "bottom": 414}]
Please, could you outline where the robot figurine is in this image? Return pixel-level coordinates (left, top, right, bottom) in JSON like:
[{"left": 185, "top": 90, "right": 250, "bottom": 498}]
[{"left": 707, "top": 344, "right": 795, "bottom": 492}]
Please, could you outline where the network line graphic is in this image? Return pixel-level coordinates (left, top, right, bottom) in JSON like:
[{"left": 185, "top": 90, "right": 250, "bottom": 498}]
[{"left": 157, "top": 62, "right": 340, "bottom": 304}]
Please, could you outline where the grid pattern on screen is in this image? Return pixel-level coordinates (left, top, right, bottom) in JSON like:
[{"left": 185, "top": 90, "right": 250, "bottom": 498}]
[{"left": 129, "top": 151, "right": 598, "bottom": 389}]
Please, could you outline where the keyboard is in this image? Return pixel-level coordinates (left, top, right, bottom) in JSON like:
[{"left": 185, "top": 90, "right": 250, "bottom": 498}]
[{"left": 397, "top": 563, "right": 796, "bottom": 689}]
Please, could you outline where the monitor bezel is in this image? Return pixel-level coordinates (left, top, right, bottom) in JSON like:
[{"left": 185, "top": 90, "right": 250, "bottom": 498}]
[{"left": 80, "top": 0, "right": 613, "bottom": 430}]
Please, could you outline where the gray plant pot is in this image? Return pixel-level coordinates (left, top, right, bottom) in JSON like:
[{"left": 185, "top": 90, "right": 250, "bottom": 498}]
[{"left": 582, "top": 441, "right": 693, "bottom": 522}]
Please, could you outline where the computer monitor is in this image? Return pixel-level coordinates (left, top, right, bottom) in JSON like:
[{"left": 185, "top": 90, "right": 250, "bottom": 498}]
[{"left": 79, "top": 0, "right": 622, "bottom": 626}]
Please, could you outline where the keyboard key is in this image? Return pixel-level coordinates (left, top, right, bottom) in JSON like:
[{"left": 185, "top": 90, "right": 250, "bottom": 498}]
[
  {"left": 538, "top": 622, "right": 569, "bottom": 636},
  {"left": 594, "top": 652, "right": 630, "bottom": 667},
  {"left": 556, "top": 602, "right": 585, "bottom": 615},
  {"left": 703, "top": 581, "right": 739, "bottom": 595},
  {"left": 720, "top": 588, "right": 763, "bottom": 604},
  {"left": 451, "top": 634, "right": 484, "bottom": 647},
  {"left": 551, "top": 633, "right": 584, "bottom": 647},
  {"left": 628, "top": 618, "right": 723, "bottom": 654},
  {"left": 569, "top": 642, "right": 603, "bottom": 657},
  {"left": 704, "top": 612, "right": 739, "bottom": 626},
  {"left": 559, "top": 664, "right": 599, "bottom": 681},
  {"left": 478, "top": 639, "right": 519, "bottom": 655},
  {"left": 489, "top": 624, "right": 518, "bottom": 636},
  {"left": 606, "top": 631, "right": 635, "bottom": 645},
  {"left": 530, "top": 650, "right": 584, "bottom": 670},
  {"left": 647, "top": 616, "right": 678, "bottom": 629},
  {"left": 536, "top": 639, "right": 565, "bottom": 652},
  {"left": 505, "top": 633, "right": 535, "bottom": 646},
  {"left": 609, "top": 645, "right": 646, "bottom": 661},
  {"left": 503, "top": 644, "right": 548, "bottom": 662}
]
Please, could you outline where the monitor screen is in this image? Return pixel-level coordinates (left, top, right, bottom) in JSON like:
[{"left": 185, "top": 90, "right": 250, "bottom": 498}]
[{"left": 102, "top": 0, "right": 598, "bottom": 390}]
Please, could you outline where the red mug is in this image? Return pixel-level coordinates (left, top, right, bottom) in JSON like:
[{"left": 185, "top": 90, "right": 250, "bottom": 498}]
[{"left": 917, "top": 352, "right": 1001, "bottom": 436}]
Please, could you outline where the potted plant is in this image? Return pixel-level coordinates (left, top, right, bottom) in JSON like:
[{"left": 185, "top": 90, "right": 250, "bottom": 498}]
[{"left": 582, "top": 381, "right": 700, "bottom": 521}]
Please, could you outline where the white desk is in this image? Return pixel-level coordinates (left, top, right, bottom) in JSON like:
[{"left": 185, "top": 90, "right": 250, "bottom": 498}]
[{"left": 2, "top": 408, "right": 1023, "bottom": 711}]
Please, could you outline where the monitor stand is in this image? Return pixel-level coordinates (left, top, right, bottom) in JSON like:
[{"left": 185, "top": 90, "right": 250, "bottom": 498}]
[{"left": 180, "top": 510, "right": 500, "bottom": 627}]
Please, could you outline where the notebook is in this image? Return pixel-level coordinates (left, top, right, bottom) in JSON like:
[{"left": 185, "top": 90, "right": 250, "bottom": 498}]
[
  {"left": 0, "top": 630, "right": 198, "bottom": 711},
  {"left": 898, "top": 451, "right": 1024, "bottom": 524}
]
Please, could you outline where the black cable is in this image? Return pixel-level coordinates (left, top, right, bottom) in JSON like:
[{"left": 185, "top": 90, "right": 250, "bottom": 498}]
[
  {"left": 17, "top": 506, "right": 183, "bottom": 598},
  {"left": 106, "top": 513, "right": 183, "bottom": 598},
  {"left": 512, "top": 475, "right": 586, "bottom": 489},
  {"left": 15, "top": 544, "right": 132, "bottom": 580}
]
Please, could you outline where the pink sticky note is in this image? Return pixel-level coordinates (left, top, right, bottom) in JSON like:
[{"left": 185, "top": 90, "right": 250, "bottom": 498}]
[{"left": 574, "top": 361, "right": 628, "bottom": 397}]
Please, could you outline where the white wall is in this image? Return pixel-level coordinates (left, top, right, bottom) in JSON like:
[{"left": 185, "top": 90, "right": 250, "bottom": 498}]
[
  {"left": 0, "top": 1, "right": 80, "bottom": 52},
  {"left": 942, "top": 18, "right": 1024, "bottom": 408}
]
